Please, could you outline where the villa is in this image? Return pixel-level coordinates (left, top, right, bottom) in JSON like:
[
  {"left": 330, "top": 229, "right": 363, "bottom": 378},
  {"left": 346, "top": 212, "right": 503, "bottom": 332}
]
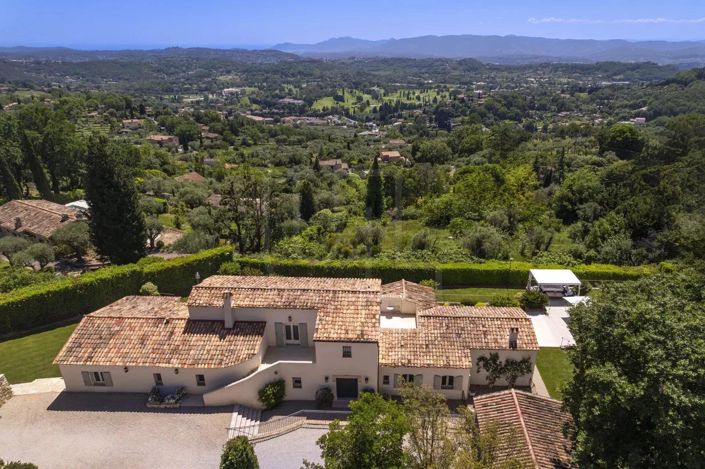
[{"left": 54, "top": 276, "right": 538, "bottom": 408}]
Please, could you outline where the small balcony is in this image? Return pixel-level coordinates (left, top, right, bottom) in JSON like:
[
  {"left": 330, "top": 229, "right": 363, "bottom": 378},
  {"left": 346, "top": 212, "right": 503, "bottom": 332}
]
[{"left": 261, "top": 346, "right": 316, "bottom": 368}]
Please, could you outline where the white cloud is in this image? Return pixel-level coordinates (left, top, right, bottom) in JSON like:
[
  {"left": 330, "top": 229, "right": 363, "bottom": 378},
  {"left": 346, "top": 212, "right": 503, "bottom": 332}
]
[{"left": 529, "top": 16, "right": 705, "bottom": 25}]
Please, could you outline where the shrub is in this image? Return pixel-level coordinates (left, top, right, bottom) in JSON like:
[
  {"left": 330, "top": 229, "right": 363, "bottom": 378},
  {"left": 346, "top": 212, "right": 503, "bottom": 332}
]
[
  {"left": 218, "top": 261, "right": 241, "bottom": 275},
  {"left": 520, "top": 290, "right": 549, "bottom": 309},
  {"left": 220, "top": 436, "right": 259, "bottom": 469},
  {"left": 139, "top": 282, "right": 160, "bottom": 296},
  {"left": 315, "top": 386, "right": 334, "bottom": 409},
  {"left": 0, "top": 460, "right": 39, "bottom": 469},
  {"left": 258, "top": 379, "right": 285, "bottom": 409},
  {"left": 50, "top": 221, "right": 91, "bottom": 259},
  {"left": 241, "top": 266, "right": 263, "bottom": 276},
  {"left": 419, "top": 279, "right": 438, "bottom": 289},
  {"left": 171, "top": 230, "right": 218, "bottom": 254},
  {"left": 461, "top": 225, "right": 507, "bottom": 260},
  {"left": 410, "top": 229, "right": 436, "bottom": 251},
  {"left": 0, "top": 236, "right": 30, "bottom": 258},
  {"left": 489, "top": 294, "right": 520, "bottom": 307}
]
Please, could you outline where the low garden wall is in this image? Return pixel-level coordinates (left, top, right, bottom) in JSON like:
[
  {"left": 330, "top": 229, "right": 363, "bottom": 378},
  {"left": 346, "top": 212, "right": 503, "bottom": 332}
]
[{"left": 0, "top": 374, "right": 12, "bottom": 407}]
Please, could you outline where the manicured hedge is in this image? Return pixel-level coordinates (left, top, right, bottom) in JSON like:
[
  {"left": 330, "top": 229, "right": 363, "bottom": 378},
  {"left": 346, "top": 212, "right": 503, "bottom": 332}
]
[
  {"left": 0, "top": 246, "right": 233, "bottom": 335},
  {"left": 237, "top": 256, "right": 655, "bottom": 288}
]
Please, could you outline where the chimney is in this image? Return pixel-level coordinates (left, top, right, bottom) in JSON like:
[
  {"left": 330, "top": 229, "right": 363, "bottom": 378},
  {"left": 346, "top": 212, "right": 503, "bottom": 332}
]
[
  {"left": 509, "top": 327, "right": 519, "bottom": 350},
  {"left": 223, "top": 290, "right": 234, "bottom": 328},
  {"left": 14, "top": 217, "right": 22, "bottom": 230}
]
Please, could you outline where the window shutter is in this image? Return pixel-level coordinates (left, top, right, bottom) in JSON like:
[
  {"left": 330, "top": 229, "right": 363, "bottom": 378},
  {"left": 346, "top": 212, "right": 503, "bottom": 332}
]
[
  {"left": 299, "top": 322, "right": 308, "bottom": 347},
  {"left": 393, "top": 374, "right": 400, "bottom": 388},
  {"left": 454, "top": 375, "right": 463, "bottom": 390},
  {"left": 433, "top": 375, "right": 441, "bottom": 389},
  {"left": 81, "top": 371, "right": 92, "bottom": 386},
  {"left": 103, "top": 372, "right": 113, "bottom": 387},
  {"left": 415, "top": 374, "right": 423, "bottom": 385},
  {"left": 274, "top": 322, "right": 285, "bottom": 346}
]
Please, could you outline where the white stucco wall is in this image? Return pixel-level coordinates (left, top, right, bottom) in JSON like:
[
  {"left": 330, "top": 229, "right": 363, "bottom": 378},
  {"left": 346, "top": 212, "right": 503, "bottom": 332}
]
[
  {"left": 315, "top": 341, "right": 379, "bottom": 395},
  {"left": 469, "top": 350, "right": 537, "bottom": 387},
  {"left": 378, "top": 366, "right": 470, "bottom": 400},
  {"left": 60, "top": 351, "right": 263, "bottom": 395},
  {"left": 381, "top": 296, "right": 418, "bottom": 315}
]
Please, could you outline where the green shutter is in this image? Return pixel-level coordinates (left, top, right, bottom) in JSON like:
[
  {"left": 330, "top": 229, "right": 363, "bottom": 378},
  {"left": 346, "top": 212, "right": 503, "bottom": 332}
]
[
  {"left": 81, "top": 371, "right": 92, "bottom": 386},
  {"left": 454, "top": 375, "right": 463, "bottom": 390},
  {"left": 275, "top": 322, "right": 285, "bottom": 346},
  {"left": 103, "top": 372, "right": 113, "bottom": 387},
  {"left": 299, "top": 322, "right": 308, "bottom": 347},
  {"left": 433, "top": 375, "right": 441, "bottom": 389}
]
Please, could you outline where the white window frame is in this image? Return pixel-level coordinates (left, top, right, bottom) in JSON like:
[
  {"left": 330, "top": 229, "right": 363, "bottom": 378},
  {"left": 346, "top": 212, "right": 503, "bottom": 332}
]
[
  {"left": 342, "top": 345, "right": 352, "bottom": 358},
  {"left": 441, "top": 375, "right": 455, "bottom": 390},
  {"left": 196, "top": 374, "right": 206, "bottom": 386},
  {"left": 292, "top": 377, "right": 302, "bottom": 389},
  {"left": 93, "top": 371, "right": 106, "bottom": 386},
  {"left": 285, "top": 324, "right": 300, "bottom": 344},
  {"left": 382, "top": 375, "right": 390, "bottom": 385}
]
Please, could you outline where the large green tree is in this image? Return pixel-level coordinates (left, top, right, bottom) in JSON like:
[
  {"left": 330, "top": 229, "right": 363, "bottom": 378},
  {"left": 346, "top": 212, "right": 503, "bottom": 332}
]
[
  {"left": 317, "top": 392, "right": 409, "bottom": 469},
  {"left": 20, "top": 130, "right": 53, "bottom": 200},
  {"left": 564, "top": 270, "right": 705, "bottom": 468},
  {"left": 299, "top": 180, "right": 316, "bottom": 221},
  {"left": 85, "top": 136, "right": 146, "bottom": 264},
  {"left": 220, "top": 436, "right": 259, "bottom": 469},
  {"left": 365, "top": 157, "right": 384, "bottom": 219}
]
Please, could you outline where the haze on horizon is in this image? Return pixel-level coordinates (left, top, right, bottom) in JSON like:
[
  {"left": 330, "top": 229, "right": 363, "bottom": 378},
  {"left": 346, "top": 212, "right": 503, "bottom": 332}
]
[{"left": 2, "top": 0, "right": 705, "bottom": 49}]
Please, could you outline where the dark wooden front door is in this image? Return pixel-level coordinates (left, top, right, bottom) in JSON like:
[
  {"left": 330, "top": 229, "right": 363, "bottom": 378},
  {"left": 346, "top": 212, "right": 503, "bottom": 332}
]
[{"left": 336, "top": 378, "right": 359, "bottom": 399}]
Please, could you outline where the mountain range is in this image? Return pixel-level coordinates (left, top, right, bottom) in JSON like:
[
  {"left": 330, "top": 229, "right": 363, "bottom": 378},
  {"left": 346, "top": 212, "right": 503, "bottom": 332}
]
[{"left": 273, "top": 35, "right": 705, "bottom": 65}]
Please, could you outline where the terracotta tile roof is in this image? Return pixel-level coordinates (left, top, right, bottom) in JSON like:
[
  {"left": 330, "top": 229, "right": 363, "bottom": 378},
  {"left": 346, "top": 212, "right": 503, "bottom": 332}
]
[
  {"left": 54, "top": 296, "right": 265, "bottom": 368},
  {"left": 379, "top": 328, "right": 471, "bottom": 368},
  {"left": 473, "top": 389, "right": 573, "bottom": 469},
  {"left": 175, "top": 171, "right": 207, "bottom": 184},
  {"left": 189, "top": 276, "right": 381, "bottom": 342},
  {"left": 379, "top": 306, "right": 538, "bottom": 368},
  {"left": 0, "top": 199, "right": 82, "bottom": 239},
  {"left": 206, "top": 193, "right": 223, "bottom": 207},
  {"left": 382, "top": 280, "right": 437, "bottom": 311}
]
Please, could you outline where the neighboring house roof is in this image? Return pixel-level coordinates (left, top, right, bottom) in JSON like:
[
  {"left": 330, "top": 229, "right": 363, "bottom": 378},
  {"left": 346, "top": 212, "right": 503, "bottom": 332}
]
[
  {"left": 473, "top": 389, "right": 573, "bottom": 469},
  {"left": 380, "top": 150, "right": 402, "bottom": 158},
  {"left": 54, "top": 296, "right": 265, "bottom": 369},
  {"left": 147, "top": 134, "right": 177, "bottom": 143},
  {"left": 175, "top": 171, "right": 207, "bottom": 184},
  {"left": 381, "top": 279, "right": 437, "bottom": 311},
  {"left": 0, "top": 199, "right": 82, "bottom": 239},
  {"left": 206, "top": 193, "right": 223, "bottom": 207},
  {"left": 529, "top": 269, "right": 581, "bottom": 286},
  {"left": 189, "top": 276, "right": 381, "bottom": 342},
  {"left": 379, "top": 306, "right": 538, "bottom": 368}
]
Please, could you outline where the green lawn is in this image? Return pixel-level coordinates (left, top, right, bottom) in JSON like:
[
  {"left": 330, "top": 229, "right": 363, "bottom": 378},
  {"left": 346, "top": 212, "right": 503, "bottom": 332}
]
[
  {"left": 0, "top": 323, "right": 78, "bottom": 384},
  {"left": 436, "top": 287, "right": 523, "bottom": 304},
  {"left": 536, "top": 347, "right": 574, "bottom": 400}
]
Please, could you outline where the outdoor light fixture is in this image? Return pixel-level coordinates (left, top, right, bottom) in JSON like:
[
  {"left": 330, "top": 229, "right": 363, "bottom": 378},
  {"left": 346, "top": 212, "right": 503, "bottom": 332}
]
[
  {"left": 288, "top": 315, "right": 292, "bottom": 322},
  {"left": 364, "top": 376, "right": 369, "bottom": 384},
  {"left": 123, "top": 366, "right": 129, "bottom": 373},
  {"left": 174, "top": 368, "right": 179, "bottom": 374},
  {"left": 325, "top": 376, "right": 329, "bottom": 383}
]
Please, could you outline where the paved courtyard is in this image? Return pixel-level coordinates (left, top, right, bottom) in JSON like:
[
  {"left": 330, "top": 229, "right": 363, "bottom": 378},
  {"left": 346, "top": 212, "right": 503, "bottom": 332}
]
[
  {"left": 528, "top": 298, "right": 584, "bottom": 347},
  {"left": 254, "top": 428, "right": 326, "bottom": 468},
  {"left": 0, "top": 392, "right": 232, "bottom": 469}
]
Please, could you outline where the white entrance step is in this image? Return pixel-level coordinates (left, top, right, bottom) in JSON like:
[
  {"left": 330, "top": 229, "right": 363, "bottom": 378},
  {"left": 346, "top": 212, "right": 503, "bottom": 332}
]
[{"left": 228, "top": 404, "right": 262, "bottom": 439}]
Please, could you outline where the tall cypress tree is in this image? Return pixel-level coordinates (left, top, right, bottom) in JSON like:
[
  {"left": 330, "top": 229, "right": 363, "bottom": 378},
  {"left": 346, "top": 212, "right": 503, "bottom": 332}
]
[
  {"left": 299, "top": 180, "right": 315, "bottom": 221},
  {"left": 365, "top": 156, "right": 384, "bottom": 219},
  {"left": 0, "top": 153, "right": 22, "bottom": 200},
  {"left": 85, "top": 136, "right": 146, "bottom": 264},
  {"left": 20, "top": 130, "right": 53, "bottom": 200}
]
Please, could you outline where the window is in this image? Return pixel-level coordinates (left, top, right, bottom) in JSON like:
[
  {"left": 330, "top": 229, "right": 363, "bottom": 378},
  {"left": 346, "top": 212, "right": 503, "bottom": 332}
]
[
  {"left": 382, "top": 375, "right": 390, "bottom": 385},
  {"left": 153, "top": 373, "right": 163, "bottom": 386},
  {"left": 196, "top": 374, "right": 206, "bottom": 386},
  {"left": 292, "top": 377, "right": 302, "bottom": 389},
  {"left": 285, "top": 324, "right": 300, "bottom": 344},
  {"left": 441, "top": 376, "right": 455, "bottom": 390},
  {"left": 342, "top": 345, "right": 352, "bottom": 358},
  {"left": 402, "top": 373, "right": 415, "bottom": 384},
  {"left": 93, "top": 371, "right": 106, "bottom": 386}
]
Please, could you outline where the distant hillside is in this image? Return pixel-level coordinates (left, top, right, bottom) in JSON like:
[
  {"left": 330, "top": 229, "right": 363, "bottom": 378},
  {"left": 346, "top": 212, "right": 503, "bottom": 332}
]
[
  {"left": 0, "top": 46, "right": 300, "bottom": 63},
  {"left": 273, "top": 35, "right": 705, "bottom": 65}
]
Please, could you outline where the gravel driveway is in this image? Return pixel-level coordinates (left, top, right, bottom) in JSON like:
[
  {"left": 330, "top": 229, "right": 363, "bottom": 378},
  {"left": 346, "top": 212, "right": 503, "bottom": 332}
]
[{"left": 0, "top": 392, "right": 231, "bottom": 469}]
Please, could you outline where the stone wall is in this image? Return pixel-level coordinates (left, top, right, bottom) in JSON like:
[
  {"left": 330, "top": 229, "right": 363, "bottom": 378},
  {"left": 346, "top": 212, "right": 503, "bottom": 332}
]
[{"left": 0, "top": 374, "right": 13, "bottom": 407}]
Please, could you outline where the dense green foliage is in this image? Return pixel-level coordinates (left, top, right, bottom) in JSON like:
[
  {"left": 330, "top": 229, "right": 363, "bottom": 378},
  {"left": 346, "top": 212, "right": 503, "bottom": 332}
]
[
  {"left": 257, "top": 379, "right": 286, "bottom": 409},
  {"left": 220, "top": 436, "right": 259, "bottom": 469},
  {"left": 0, "top": 246, "right": 231, "bottom": 334},
  {"left": 564, "top": 270, "right": 705, "bottom": 468}
]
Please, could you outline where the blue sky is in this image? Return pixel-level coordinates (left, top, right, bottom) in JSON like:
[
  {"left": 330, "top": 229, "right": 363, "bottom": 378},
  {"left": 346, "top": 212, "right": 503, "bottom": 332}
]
[{"left": 2, "top": 0, "right": 705, "bottom": 48}]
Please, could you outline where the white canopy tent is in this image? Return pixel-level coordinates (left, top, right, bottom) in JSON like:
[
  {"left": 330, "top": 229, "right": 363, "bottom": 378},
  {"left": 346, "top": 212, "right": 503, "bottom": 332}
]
[{"left": 527, "top": 269, "right": 582, "bottom": 297}]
